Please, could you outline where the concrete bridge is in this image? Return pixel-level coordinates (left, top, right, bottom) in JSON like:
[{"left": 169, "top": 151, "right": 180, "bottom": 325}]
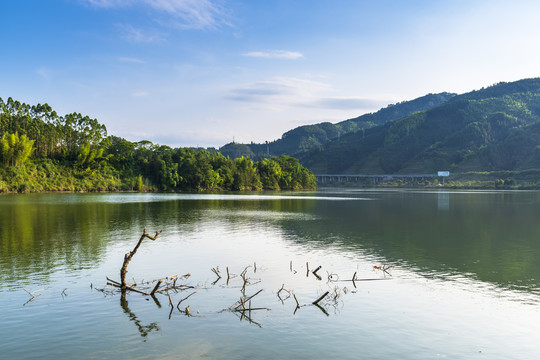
[{"left": 315, "top": 173, "right": 438, "bottom": 183}]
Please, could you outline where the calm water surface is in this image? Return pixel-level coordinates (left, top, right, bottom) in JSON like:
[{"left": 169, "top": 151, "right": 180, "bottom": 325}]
[{"left": 1, "top": 189, "right": 540, "bottom": 359}]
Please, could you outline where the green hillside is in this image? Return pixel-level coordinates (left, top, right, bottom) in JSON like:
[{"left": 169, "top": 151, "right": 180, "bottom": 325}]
[
  {"left": 219, "top": 92, "right": 455, "bottom": 159},
  {"left": 301, "top": 78, "right": 540, "bottom": 177},
  {"left": 0, "top": 98, "right": 317, "bottom": 192}
]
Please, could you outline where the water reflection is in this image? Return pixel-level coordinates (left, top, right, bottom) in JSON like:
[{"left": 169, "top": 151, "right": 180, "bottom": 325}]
[
  {"left": 2, "top": 191, "right": 540, "bottom": 300},
  {"left": 120, "top": 292, "right": 160, "bottom": 340},
  {"left": 437, "top": 192, "right": 450, "bottom": 211},
  {"left": 280, "top": 190, "right": 540, "bottom": 297}
]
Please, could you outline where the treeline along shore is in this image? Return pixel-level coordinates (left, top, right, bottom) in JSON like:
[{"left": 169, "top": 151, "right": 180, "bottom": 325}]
[{"left": 0, "top": 97, "right": 317, "bottom": 193}]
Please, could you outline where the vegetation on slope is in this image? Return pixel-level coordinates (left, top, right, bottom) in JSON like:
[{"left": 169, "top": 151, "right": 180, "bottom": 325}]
[
  {"left": 301, "top": 78, "right": 540, "bottom": 180},
  {"left": 219, "top": 92, "right": 455, "bottom": 160},
  {"left": 0, "top": 97, "right": 317, "bottom": 193}
]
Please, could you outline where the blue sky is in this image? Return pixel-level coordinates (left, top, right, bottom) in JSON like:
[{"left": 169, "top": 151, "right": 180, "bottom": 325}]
[{"left": 2, "top": 0, "right": 540, "bottom": 148}]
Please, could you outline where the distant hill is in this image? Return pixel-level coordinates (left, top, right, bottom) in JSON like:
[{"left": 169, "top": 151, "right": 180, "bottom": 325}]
[
  {"left": 300, "top": 78, "right": 540, "bottom": 174},
  {"left": 219, "top": 92, "right": 456, "bottom": 159}
]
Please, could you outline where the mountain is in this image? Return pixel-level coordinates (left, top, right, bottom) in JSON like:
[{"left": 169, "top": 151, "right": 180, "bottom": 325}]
[
  {"left": 300, "top": 78, "right": 540, "bottom": 175},
  {"left": 219, "top": 92, "right": 456, "bottom": 159}
]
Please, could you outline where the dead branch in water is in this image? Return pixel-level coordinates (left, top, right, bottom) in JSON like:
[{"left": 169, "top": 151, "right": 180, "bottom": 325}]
[
  {"left": 312, "top": 291, "right": 329, "bottom": 306},
  {"left": 277, "top": 284, "right": 291, "bottom": 302},
  {"left": 312, "top": 265, "right": 322, "bottom": 280},
  {"left": 293, "top": 293, "right": 300, "bottom": 310},
  {"left": 23, "top": 288, "right": 42, "bottom": 298},
  {"left": 120, "top": 227, "right": 162, "bottom": 289},
  {"left": 150, "top": 280, "right": 162, "bottom": 295},
  {"left": 176, "top": 289, "right": 200, "bottom": 309}
]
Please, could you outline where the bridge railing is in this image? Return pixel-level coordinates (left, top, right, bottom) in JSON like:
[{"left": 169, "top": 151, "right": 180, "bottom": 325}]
[{"left": 315, "top": 174, "right": 438, "bottom": 182}]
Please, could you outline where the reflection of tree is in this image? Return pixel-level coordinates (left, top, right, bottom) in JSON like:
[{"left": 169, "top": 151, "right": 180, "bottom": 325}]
[{"left": 120, "top": 292, "right": 160, "bottom": 340}]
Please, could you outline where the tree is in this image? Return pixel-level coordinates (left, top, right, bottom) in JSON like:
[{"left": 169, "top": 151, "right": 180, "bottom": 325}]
[
  {"left": 0, "top": 132, "right": 34, "bottom": 167},
  {"left": 233, "top": 157, "right": 261, "bottom": 191},
  {"left": 256, "top": 158, "right": 282, "bottom": 190}
]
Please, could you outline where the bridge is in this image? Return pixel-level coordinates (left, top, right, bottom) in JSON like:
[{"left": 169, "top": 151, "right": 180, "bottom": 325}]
[{"left": 315, "top": 174, "right": 438, "bottom": 183}]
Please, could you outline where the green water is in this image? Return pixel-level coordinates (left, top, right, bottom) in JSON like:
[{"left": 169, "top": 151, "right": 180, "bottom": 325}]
[{"left": 1, "top": 190, "right": 540, "bottom": 359}]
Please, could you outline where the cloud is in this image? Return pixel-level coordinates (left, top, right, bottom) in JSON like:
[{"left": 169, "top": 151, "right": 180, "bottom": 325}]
[
  {"left": 224, "top": 81, "right": 292, "bottom": 102},
  {"left": 148, "top": 0, "right": 230, "bottom": 29},
  {"left": 117, "top": 56, "right": 146, "bottom": 63},
  {"left": 224, "top": 77, "right": 330, "bottom": 104},
  {"left": 307, "top": 97, "right": 389, "bottom": 110},
  {"left": 242, "top": 50, "right": 304, "bottom": 60},
  {"left": 83, "top": 0, "right": 230, "bottom": 30},
  {"left": 36, "top": 67, "right": 53, "bottom": 81},
  {"left": 83, "top": 0, "right": 128, "bottom": 7},
  {"left": 224, "top": 77, "right": 390, "bottom": 114},
  {"left": 131, "top": 91, "right": 150, "bottom": 97},
  {"left": 117, "top": 24, "right": 164, "bottom": 42}
]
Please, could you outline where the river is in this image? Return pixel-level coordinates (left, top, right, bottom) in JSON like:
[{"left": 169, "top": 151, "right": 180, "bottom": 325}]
[{"left": 1, "top": 189, "right": 540, "bottom": 359}]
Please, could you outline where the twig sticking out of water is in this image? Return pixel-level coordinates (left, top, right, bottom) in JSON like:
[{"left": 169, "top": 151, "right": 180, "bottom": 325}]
[
  {"left": 293, "top": 293, "right": 301, "bottom": 314},
  {"left": 277, "top": 284, "right": 291, "bottom": 302},
  {"left": 177, "top": 289, "right": 200, "bottom": 309},
  {"left": 373, "top": 264, "right": 393, "bottom": 275},
  {"left": 211, "top": 267, "right": 221, "bottom": 285},
  {"left": 151, "top": 280, "right": 162, "bottom": 295},
  {"left": 312, "top": 265, "right": 322, "bottom": 280},
  {"left": 312, "top": 291, "right": 329, "bottom": 306},
  {"left": 23, "top": 288, "right": 42, "bottom": 298},
  {"left": 120, "top": 227, "right": 162, "bottom": 289},
  {"left": 211, "top": 267, "right": 221, "bottom": 278}
]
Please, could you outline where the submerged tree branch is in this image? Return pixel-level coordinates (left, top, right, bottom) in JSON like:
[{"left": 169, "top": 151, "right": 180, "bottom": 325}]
[{"left": 120, "top": 227, "right": 162, "bottom": 289}]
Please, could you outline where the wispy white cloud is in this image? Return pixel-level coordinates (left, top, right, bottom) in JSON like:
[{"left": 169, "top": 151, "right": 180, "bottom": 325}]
[
  {"left": 83, "top": 0, "right": 129, "bottom": 7},
  {"left": 148, "top": 0, "right": 230, "bottom": 29},
  {"left": 307, "top": 97, "right": 389, "bottom": 110},
  {"left": 242, "top": 50, "right": 304, "bottom": 60},
  {"left": 131, "top": 90, "right": 150, "bottom": 97},
  {"left": 36, "top": 67, "right": 53, "bottom": 81},
  {"left": 83, "top": 0, "right": 230, "bottom": 30},
  {"left": 224, "top": 77, "right": 330, "bottom": 104},
  {"left": 117, "top": 56, "right": 146, "bottom": 64},
  {"left": 117, "top": 24, "right": 164, "bottom": 43},
  {"left": 224, "top": 77, "right": 388, "bottom": 113}
]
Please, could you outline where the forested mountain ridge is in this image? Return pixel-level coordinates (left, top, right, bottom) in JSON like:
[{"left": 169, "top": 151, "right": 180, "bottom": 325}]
[
  {"left": 219, "top": 92, "right": 456, "bottom": 159},
  {"left": 0, "top": 97, "right": 316, "bottom": 192},
  {"left": 300, "top": 78, "right": 540, "bottom": 175}
]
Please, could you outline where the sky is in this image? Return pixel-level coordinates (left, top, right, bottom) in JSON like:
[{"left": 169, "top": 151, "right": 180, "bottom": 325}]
[{"left": 2, "top": 0, "right": 540, "bottom": 148}]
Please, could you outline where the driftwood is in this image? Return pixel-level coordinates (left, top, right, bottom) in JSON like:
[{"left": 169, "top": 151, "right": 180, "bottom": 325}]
[
  {"left": 101, "top": 231, "right": 398, "bottom": 326},
  {"left": 120, "top": 227, "right": 161, "bottom": 289}
]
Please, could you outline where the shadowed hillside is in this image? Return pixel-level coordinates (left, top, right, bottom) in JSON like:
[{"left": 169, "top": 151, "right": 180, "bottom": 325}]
[
  {"left": 300, "top": 78, "right": 540, "bottom": 175},
  {"left": 219, "top": 92, "right": 455, "bottom": 160}
]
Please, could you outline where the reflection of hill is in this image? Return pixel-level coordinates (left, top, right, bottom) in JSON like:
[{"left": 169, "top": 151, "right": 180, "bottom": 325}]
[
  {"left": 0, "top": 194, "right": 122, "bottom": 287},
  {"left": 274, "top": 191, "right": 540, "bottom": 294},
  {"left": 3, "top": 192, "right": 538, "bottom": 296},
  {"left": 0, "top": 193, "right": 317, "bottom": 288}
]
